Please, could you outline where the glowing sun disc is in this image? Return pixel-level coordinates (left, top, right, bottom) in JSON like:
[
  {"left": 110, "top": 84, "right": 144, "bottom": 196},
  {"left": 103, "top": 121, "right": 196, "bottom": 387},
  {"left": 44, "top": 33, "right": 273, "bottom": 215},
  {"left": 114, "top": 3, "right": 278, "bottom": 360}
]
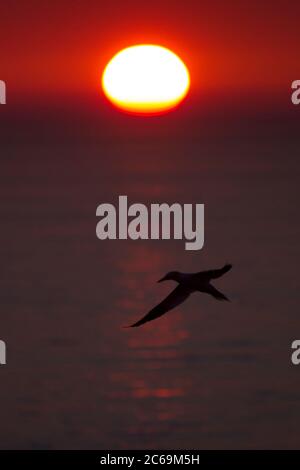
[{"left": 102, "top": 45, "right": 190, "bottom": 114}]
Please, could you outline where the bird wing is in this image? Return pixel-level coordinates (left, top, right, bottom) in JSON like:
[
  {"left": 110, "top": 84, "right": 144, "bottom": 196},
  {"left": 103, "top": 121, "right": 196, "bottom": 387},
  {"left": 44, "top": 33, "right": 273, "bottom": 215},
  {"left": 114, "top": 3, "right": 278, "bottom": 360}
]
[
  {"left": 126, "top": 285, "right": 192, "bottom": 328},
  {"left": 205, "top": 284, "right": 229, "bottom": 301},
  {"left": 197, "top": 264, "right": 232, "bottom": 281}
]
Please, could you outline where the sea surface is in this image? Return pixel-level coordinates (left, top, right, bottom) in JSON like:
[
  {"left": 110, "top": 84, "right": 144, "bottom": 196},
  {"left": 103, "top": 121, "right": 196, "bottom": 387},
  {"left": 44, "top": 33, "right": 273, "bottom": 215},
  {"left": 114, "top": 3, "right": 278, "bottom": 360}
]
[{"left": 0, "top": 96, "right": 299, "bottom": 449}]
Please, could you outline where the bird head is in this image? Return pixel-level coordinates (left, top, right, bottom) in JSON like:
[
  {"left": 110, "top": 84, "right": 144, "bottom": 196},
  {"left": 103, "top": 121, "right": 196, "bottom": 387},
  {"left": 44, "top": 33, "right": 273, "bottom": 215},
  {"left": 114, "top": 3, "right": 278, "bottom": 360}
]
[{"left": 158, "top": 271, "right": 181, "bottom": 283}]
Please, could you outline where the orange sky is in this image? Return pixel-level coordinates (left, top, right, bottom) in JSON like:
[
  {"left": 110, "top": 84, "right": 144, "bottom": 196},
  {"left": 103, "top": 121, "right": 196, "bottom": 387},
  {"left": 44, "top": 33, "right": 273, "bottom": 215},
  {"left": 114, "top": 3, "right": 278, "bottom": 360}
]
[{"left": 1, "top": 0, "right": 299, "bottom": 97}]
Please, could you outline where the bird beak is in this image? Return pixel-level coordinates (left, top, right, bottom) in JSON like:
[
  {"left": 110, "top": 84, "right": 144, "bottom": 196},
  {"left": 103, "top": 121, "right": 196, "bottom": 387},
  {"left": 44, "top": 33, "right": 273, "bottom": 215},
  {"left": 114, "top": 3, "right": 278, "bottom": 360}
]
[{"left": 157, "top": 276, "right": 167, "bottom": 283}]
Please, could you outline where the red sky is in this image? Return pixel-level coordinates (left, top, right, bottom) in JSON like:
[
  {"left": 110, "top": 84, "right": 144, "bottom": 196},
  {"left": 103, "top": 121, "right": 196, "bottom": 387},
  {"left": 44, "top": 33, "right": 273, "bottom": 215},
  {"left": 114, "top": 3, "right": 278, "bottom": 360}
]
[{"left": 1, "top": 0, "right": 299, "bottom": 98}]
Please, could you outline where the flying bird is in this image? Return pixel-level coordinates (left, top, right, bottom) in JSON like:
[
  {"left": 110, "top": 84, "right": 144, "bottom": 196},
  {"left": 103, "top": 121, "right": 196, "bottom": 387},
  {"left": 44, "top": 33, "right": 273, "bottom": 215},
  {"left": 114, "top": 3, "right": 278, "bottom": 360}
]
[{"left": 125, "top": 264, "right": 232, "bottom": 328}]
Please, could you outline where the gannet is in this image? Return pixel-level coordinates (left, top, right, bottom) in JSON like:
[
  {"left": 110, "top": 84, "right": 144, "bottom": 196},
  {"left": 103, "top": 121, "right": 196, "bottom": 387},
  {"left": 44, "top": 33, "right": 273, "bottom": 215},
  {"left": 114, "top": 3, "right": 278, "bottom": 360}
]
[{"left": 125, "top": 264, "right": 232, "bottom": 328}]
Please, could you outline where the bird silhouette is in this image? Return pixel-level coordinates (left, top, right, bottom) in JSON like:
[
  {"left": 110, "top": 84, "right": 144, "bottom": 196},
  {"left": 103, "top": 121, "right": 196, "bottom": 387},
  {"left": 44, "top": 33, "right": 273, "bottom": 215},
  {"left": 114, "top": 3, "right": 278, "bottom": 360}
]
[{"left": 125, "top": 264, "right": 232, "bottom": 328}]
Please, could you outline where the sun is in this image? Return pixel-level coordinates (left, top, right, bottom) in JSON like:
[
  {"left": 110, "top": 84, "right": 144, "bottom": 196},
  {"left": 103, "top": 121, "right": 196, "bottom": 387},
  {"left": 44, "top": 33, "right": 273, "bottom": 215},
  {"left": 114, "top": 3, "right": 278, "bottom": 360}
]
[{"left": 102, "top": 45, "right": 190, "bottom": 115}]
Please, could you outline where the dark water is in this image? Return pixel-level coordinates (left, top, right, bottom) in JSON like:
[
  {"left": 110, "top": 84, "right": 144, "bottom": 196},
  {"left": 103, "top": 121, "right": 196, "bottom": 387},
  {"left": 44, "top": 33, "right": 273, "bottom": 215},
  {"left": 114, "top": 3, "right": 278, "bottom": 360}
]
[{"left": 0, "top": 98, "right": 300, "bottom": 449}]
